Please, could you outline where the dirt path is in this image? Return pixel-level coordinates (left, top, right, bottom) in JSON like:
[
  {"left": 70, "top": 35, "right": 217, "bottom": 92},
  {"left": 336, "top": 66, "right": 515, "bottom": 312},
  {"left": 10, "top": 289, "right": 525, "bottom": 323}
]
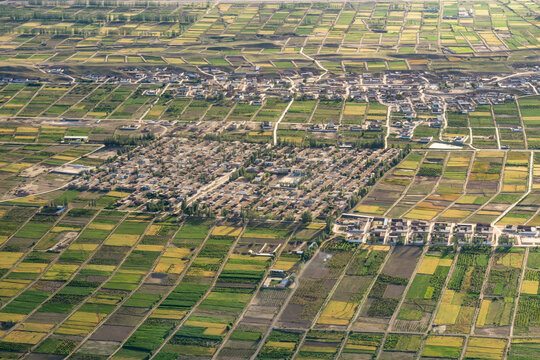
[
  {"left": 148, "top": 225, "right": 246, "bottom": 360},
  {"left": 22, "top": 217, "right": 156, "bottom": 358},
  {"left": 515, "top": 96, "right": 528, "bottom": 149},
  {"left": 504, "top": 248, "right": 529, "bottom": 360},
  {"left": 249, "top": 237, "right": 335, "bottom": 360},
  {"left": 274, "top": 98, "right": 294, "bottom": 145},
  {"left": 459, "top": 247, "right": 497, "bottom": 360},
  {"left": 375, "top": 246, "right": 428, "bottom": 359},
  {"left": 334, "top": 246, "right": 394, "bottom": 359},
  {"left": 415, "top": 246, "right": 461, "bottom": 359},
  {"left": 211, "top": 225, "right": 298, "bottom": 360}
]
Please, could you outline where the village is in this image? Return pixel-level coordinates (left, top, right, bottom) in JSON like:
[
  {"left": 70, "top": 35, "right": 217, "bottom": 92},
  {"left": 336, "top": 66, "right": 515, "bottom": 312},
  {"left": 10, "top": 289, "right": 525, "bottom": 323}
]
[{"left": 70, "top": 133, "right": 401, "bottom": 220}]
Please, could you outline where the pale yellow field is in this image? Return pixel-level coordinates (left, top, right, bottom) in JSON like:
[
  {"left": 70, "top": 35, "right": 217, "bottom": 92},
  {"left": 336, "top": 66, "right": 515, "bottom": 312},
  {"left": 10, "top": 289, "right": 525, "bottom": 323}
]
[
  {"left": 317, "top": 300, "right": 356, "bottom": 325},
  {"left": 521, "top": 280, "right": 539, "bottom": 294}
]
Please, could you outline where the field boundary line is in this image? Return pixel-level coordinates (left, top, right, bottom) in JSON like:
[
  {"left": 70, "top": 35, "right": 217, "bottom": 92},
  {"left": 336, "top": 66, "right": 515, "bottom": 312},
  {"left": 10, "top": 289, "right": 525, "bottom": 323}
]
[
  {"left": 334, "top": 245, "right": 394, "bottom": 359},
  {"left": 104, "top": 222, "right": 215, "bottom": 359},
  {"left": 66, "top": 220, "right": 186, "bottom": 358},
  {"left": 376, "top": 246, "right": 428, "bottom": 359},
  {"left": 212, "top": 224, "right": 299, "bottom": 360},
  {"left": 148, "top": 224, "right": 247, "bottom": 359},
  {"left": 21, "top": 214, "right": 154, "bottom": 358},
  {"left": 250, "top": 236, "right": 336, "bottom": 360}
]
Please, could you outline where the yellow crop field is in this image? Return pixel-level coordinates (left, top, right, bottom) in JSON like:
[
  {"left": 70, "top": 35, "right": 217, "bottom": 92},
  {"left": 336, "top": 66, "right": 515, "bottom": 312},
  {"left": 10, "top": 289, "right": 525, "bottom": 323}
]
[
  {"left": 106, "top": 190, "right": 131, "bottom": 198},
  {"left": 434, "top": 303, "right": 461, "bottom": 325},
  {"left": 496, "top": 252, "right": 523, "bottom": 268},
  {"left": 425, "top": 336, "right": 463, "bottom": 347},
  {"left": 19, "top": 323, "right": 54, "bottom": 332},
  {"left": 273, "top": 259, "right": 297, "bottom": 271},
  {"left": 521, "top": 280, "right": 539, "bottom": 294},
  {"left": 1, "top": 162, "right": 33, "bottom": 173},
  {"left": 476, "top": 300, "right": 490, "bottom": 327},
  {"left": 84, "top": 264, "right": 115, "bottom": 272},
  {"left": 266, "top": 341, "right": 296, "bottom": 350},
  {"left": 105, "top": 233, "right": 139, "bottom": 246},
  {"left": 0, "top": 252, "right": 23, "bottom": 269},
  {"left": 317, "top": 300, "right": 356, "bottom": 325},
  {"left": 135, "top": 244, "right": 164, "bottom": 252},
  {"left": 344, "top": 103, "right": 367, "bottom": 115},
  {"left": 57, "top": 312, "right": 106, "bottom": 336},
  {"left": 42, "top": 264, "right": 78, "bottom": 280},
  {"left": 465, "top": 337, "right": 505, "bottom": 360},
  {"left": 163, "top": 247, "right": 191, "bottom": 258},
  {"left": 355, "top": 204, "right": 385, "bottom": 215},
  {"left": 405, "top": 208, "right": 439, "bottom": 220},
  {"left": 3, "top": 330, "right": 47, "bottom": 344},
  {"left": 145, "top": 224, "right": 163, "bottom": 236},
  {"left": 0, "top": 313, "right": 26, "bottom": 322},
  {"left": 13, "top": 262, "right": 48, "bottom": 273},
  {"left": 212, "top": 226, "right": 242, "bottom": 237},
  {"left": 151, "top": 309, "right": 187, "bottom": 319},
  {"left": 418, "top": 256, "right": 440, "bottom": 274},
  {"left": 155, "top": 257, "right": 188, "bottom": 274}
]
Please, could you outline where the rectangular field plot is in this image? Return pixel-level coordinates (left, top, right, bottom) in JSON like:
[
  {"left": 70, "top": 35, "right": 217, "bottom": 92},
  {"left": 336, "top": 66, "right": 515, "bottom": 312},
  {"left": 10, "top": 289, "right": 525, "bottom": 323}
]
[
  {"left": 433, "top": 246, "right": 491, "bottom": 334},
  {"left": 475, "top": 248, "right": 524, "bottom": 336},
  {"left": 393, "top": 247, "right": 454, "bottom": 333},
  {"left": 352, "top": 246, "right": 423, "bottom": 332},
  {"left": 278, "top": 239, "right": 358, "bottom": 329},
  {"left": 316, "top": 245, "right": 389, "bottom": 329}
]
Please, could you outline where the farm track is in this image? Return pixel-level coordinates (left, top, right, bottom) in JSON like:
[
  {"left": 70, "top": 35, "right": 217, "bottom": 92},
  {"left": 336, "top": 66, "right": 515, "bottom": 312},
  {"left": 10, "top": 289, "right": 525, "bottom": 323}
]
[
  {"left": 514, "top": 96, "right": 528, "bottom": 149},
  {"left": 21, "top": 215, "right": 155, "bottom": 358},
  {"left": 415, "top": 246, "right": 461, "bottom": 360},
  {"left": 375, "top": 246, "right": 428, "bottom": 359},
  {"left": 334, "top": 246, "right": 394, "bottom": 360},
  {"left": 0, "top": 211, "right": 129, "bottom": 342},
  {"left": 459, "top": 247, "right": 497, "bottom": 360},
  {"left": 504, "top": 247, "right": 529, "bottom": 360},
  {"left": 65, "top": 220, "right": 185, "bottom": 359},
  {"left": 250, "top": 236, "right": 336, "bottom": 360},
  {"left": 211, "top": 224, "right": 299, "bottom": 360},
  {"left": 148, "top": 225, "right": 246, "bottom": 360},
  {"left": 273, "top": 98, "right": 294, "bottom": 146}
]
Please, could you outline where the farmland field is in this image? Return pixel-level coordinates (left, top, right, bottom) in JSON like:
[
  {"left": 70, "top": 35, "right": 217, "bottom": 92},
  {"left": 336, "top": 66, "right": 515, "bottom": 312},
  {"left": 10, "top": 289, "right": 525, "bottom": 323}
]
[{"left": 0, "top": 0, "right": 539, "bottom": 357}]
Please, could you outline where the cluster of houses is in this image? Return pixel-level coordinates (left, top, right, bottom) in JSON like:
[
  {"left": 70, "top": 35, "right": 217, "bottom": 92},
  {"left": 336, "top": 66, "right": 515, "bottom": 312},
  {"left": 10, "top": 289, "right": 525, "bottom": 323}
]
[
  {"left": 71, "top": 137, "right": 258, "bottom": 208},
  {"left": 71, "top": 129, "right": 401, "bottom": 220},
  {"left": 339, "top": 214, "right": 540, "bottom": 246}
]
